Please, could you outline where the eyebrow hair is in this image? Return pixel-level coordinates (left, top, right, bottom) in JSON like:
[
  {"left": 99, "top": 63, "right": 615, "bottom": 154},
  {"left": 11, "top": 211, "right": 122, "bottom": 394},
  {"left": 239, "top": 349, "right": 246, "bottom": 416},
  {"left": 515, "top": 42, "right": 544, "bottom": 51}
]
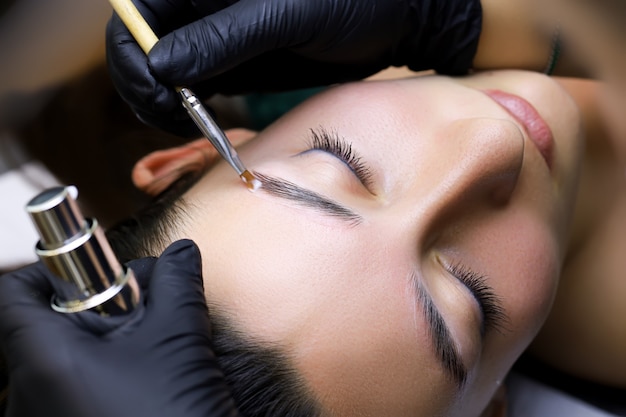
[
  {"left": 254, "top": 173, "right": 363, "bottom": 225},
  {"left": 412, "top": 273, "right": 468, "bottom": 388}
]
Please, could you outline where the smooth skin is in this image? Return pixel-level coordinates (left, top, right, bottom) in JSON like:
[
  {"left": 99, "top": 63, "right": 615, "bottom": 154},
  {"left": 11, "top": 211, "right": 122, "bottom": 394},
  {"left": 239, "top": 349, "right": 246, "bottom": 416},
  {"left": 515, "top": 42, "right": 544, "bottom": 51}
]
[{"left": 134, "top": 70, "right": 584, "bottom": 416}]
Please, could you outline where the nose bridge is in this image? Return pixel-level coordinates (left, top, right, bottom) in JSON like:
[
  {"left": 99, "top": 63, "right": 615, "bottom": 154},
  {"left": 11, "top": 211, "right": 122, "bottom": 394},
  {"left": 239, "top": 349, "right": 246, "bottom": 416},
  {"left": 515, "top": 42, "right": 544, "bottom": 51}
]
[{"left": 407, "top": 118, "right": 525, "bottom": 231}]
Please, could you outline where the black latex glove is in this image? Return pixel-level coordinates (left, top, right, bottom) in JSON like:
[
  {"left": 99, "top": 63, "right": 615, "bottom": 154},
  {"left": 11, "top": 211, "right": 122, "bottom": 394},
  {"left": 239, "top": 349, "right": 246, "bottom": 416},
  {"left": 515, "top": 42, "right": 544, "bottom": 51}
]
[
  {"left": 106, "top": 0, "right": 482, "bottom": 137},
  {"left": 0, "top": 239, "right": 239, "bottom": 417}
]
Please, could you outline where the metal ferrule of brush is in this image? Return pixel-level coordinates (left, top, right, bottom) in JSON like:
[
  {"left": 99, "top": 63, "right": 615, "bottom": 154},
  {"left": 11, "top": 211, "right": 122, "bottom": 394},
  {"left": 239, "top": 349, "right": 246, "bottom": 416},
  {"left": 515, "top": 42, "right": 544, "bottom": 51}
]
[
  {"left": 26, "top": 185, "right": 140, "bottom": 315},
  {"left": 179, "top": 87, "right": 246, "bottom": 175}
]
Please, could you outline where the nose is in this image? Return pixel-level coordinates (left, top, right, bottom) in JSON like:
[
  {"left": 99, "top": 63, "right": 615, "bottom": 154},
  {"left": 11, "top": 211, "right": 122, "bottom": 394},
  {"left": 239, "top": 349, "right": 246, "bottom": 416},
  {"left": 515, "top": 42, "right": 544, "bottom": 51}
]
[{"left": 419, "top": 118, "right": 525, "bottom": 220}]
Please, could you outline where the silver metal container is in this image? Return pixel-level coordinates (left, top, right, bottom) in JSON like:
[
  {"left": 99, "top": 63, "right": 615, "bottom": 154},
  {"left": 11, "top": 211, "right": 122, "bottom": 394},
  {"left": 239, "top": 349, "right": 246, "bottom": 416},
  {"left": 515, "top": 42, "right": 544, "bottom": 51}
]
[{"left": 26, "top": 185, "right": 140, "bottom": 315}]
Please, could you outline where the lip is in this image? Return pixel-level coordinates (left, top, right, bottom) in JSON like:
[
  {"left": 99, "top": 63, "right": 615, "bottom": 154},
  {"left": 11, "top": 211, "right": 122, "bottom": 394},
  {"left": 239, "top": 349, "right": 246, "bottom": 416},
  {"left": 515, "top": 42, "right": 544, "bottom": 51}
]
[{"left": 481, "top": 89, "right": 554, "bottom": 169}]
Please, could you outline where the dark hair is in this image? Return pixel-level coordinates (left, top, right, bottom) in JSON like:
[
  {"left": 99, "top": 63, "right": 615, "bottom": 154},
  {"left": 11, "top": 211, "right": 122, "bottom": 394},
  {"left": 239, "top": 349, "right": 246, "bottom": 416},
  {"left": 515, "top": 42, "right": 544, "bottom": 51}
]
[
  {"left": 210, "top": 311, "right": 324, "bottom": 417},
  {"left": 5, "top": 63, "right": 324, "bottom": 416},
  {"left": 105, "top": 171, "right": 200, "bottom": 263},
  {"left": 106, "top": 180, "right": 324, "bottom": 417}
]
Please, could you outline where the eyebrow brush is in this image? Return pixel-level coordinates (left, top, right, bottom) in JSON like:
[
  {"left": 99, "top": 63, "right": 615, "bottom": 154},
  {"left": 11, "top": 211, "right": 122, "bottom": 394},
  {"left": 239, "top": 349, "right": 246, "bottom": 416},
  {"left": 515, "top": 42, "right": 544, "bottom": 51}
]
[{"left": 108, "top": 0, "right": 260, "bottom": 191}]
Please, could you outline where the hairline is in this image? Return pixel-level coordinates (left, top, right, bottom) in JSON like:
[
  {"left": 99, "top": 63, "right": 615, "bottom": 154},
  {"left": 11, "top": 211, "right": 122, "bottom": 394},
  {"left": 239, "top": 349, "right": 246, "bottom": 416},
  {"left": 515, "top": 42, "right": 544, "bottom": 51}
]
[{"left": 106, "top": 174, "right": 326, "bottom": 416}]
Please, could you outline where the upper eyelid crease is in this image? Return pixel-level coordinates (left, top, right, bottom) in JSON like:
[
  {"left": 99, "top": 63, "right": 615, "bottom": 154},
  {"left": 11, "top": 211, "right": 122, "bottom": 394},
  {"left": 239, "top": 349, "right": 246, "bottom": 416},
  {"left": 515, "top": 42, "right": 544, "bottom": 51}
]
[{"left": 413, "top": 273, "right": 468, "bottom": 388}]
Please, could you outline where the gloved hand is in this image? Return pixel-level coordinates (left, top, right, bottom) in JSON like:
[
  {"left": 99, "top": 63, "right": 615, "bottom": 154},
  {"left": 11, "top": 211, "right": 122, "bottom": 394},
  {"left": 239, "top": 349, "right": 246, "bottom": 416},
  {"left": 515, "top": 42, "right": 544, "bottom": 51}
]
[
  {"left": 0, "top": 239, "right": 240, "bottom": 417},
  {"left": 106, "top": 0, "right": 482, "bottom": 137}
]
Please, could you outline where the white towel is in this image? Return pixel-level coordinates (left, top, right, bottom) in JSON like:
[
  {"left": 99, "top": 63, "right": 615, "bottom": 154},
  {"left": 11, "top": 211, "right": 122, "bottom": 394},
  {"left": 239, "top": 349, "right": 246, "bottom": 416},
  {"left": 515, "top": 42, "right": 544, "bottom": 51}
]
[{"left": 507, "top": 372, "right": 620, "bottom": 417}]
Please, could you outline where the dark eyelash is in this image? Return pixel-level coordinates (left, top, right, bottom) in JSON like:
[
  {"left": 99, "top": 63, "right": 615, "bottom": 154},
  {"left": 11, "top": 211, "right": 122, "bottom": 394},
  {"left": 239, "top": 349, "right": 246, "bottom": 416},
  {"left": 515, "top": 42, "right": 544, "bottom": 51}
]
[
  {"left": 448, "top": 263, "right": 510, "bottom": 336},
  {"left": 307, "top": 127, "right": 373, "bottom": 188}
]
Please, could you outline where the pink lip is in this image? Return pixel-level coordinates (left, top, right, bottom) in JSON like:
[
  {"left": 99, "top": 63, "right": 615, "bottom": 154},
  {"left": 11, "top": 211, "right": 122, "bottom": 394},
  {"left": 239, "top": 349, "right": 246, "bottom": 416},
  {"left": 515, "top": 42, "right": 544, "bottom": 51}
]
[{"left": 482, "top": 89, "right": 554, "bottom": 169}]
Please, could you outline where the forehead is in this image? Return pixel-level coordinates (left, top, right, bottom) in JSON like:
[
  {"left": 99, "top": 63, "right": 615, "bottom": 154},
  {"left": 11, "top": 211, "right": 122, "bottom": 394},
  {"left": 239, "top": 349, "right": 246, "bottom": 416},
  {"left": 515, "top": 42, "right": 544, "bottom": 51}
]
[{"left": 255, "top": 76, "right": 486, "bottom": 152}]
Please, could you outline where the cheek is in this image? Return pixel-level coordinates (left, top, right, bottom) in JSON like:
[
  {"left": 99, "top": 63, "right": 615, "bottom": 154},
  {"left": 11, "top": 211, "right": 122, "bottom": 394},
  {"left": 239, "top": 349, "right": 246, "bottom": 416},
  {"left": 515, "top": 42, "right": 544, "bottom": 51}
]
[
  {"left": 448, "top": 209, "right": 561, "bottom": 345},
  {"left": 449, "top": 208, "right": 562, "bottom": 341},
  {"left": 501, "top": 227, "right": 560, "bottom": 337},
  {"left": 480, "top": 217, "right": 561, "bottom": 371}
]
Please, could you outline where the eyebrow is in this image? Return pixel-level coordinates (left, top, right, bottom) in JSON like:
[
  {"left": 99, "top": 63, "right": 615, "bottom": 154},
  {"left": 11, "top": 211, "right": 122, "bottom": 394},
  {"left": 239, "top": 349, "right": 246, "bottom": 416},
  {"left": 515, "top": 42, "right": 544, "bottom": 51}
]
[
  {"left": 254, "top": 172, "right": 363, "bottom": 225},
  {"left": 413, "top": 273, "right": 468, "bottom": 388}
]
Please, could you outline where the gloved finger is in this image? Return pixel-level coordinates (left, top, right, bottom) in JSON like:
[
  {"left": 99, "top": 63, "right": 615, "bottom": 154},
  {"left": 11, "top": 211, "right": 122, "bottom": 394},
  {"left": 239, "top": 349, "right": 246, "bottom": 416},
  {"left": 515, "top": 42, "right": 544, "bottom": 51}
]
[
  {"left": 149, "top": 0, "right": 326, "bottom": 86},
  {"left": 125, "top": 256, "right": 158, "bottom": 290},
  {"left": 106, "top": 14, "right": 180, "bottom": 115},
  {"left": 133, "top": 242, "right": 236, "bottom": 416},
  {"left": 0, "top": 262, "right": 134, "bottom": 340},
  {"left": 0, "top": 265, "right": 87, "bottom": 367},
  {"left": 0, "top": 262, "right": 53, "bottom": 295},
  {"left": 105, "top": 0, "right": 205, "bottom": 119},
  {"left": 189, "top": 0, "right": 235, "bottom": 16},
  {"left": 133, "top": 106, "right": 202, "bottom": 139},
  {"left": 58, "top": 256, "right": 161, "bottom": 337},
  {"left": 142, "top": 239, "right": 209, "bottom": 330},
  {"left": 106, "top": 0, "right": 227, "bottom": 116},
  {"left": 189, "top": 50, "right": 382, "bottom": 97},
  {"left": 0, "top": 263, "right": 55, "bottom": 326}
]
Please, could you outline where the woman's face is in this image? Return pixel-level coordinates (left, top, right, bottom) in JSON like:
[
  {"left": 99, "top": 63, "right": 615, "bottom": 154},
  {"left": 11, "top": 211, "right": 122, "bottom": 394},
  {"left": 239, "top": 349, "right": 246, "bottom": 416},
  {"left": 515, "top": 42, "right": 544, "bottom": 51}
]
[{"left": 179, "top": 70, "right": 583, "bottom": 416}]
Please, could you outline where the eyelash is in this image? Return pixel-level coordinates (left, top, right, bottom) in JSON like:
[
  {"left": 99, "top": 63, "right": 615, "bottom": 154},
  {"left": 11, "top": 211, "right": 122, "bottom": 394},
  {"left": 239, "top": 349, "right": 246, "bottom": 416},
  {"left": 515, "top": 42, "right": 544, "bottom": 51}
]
[
  {"left": 306, "top": 127, "right": 373, "bottom": 187},
  {"left": 447, "top": 262, "right": 509, "bottom": 336}
]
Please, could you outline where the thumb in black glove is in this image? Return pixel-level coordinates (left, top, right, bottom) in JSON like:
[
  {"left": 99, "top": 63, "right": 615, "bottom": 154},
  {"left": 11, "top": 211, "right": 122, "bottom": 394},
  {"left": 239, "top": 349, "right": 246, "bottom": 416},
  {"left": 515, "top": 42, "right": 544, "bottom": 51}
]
[
  {"left": 0, "top": 239, "right": 239, "bottom": 417},
  {"left": 106, "top": 0, "right": 482, "bottom": 137}
]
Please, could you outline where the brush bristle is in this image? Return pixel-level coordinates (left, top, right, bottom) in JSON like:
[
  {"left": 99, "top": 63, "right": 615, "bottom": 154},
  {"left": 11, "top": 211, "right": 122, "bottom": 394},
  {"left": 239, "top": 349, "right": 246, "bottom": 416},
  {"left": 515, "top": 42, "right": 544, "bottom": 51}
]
[{"left": 241, "top": 170, "right": 261, "bottom": 191}]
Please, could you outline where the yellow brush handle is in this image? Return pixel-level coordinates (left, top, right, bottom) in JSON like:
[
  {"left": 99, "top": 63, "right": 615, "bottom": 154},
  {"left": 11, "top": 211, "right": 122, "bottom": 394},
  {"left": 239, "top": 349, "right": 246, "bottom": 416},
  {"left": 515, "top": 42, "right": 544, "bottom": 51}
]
[{"left": 108, "top": 0, "right": 159, "bottom": 54}]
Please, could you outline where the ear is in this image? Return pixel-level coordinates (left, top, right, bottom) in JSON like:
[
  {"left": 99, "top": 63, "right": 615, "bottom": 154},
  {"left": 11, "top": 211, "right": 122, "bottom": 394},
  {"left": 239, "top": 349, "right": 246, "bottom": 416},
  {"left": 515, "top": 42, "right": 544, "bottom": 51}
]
[
  {"left": 132, "top": 128, "right": 257, "bottom": 196},
  {"left": 479, "top": 384, "right": 508, "bottom": 417}
]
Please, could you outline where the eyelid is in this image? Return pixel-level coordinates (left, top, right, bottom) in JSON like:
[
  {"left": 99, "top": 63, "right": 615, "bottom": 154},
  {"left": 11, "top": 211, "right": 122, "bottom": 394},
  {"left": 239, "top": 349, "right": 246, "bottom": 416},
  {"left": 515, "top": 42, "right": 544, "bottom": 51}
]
[
  {"left": 443, "top": 261, "right": 509, "bottom": 337},
  {"left": 304, "top": 127, "right": 375, "bottom": 192}
]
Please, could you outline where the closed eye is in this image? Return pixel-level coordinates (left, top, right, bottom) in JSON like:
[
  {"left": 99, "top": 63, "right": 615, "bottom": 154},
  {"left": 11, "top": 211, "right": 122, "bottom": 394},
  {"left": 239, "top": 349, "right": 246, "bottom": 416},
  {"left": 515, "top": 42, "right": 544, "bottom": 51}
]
[
  {"left": 302, "top": 126, "right": 374, "bottom": 191},
  {"left": 446, "top": 262, "right": 510, "bottom": 337}
]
